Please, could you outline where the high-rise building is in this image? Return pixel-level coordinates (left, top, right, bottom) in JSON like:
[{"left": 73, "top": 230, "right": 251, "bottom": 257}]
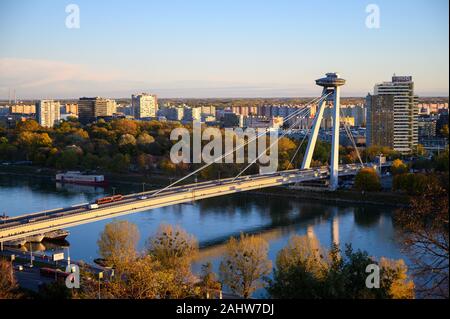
[
  {"left": 36, "top": 100, "right": 60, "bottom": 128},
  {"left": 132, "top": 93, "right": 158, "bottom": 119},
  {"left": 78, "top": 97, "right": 117, "bottom": 124},
  {"left": 366, "top": 75, "right": 418, "bottom": 153}
]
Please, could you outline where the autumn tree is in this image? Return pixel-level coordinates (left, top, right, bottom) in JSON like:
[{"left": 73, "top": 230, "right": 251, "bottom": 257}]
[
  {"left": 147, "top": 224, "right": 198, "bottom": 271},
  {"left": 97, "top": 220, "right": 140, "bottom": 268},
  {"left": 0, "top": 259, "right": 20, "bottom": 299},
  {"left": 354, "top": 167, "right": 381, "bottom": 191},
  {"left": 219, "top": 233, "right": 272, "bottom": 298},
  {"left": 395, "top": 179, "right": 449, "bottom": 298},
  {"left": 391, "top": 159, "right": 408, "bottom": 175},
  {"left": 268, "top": 238, "right": 414, "bottom": 299},
  {"left": 200, "top": 262, "right": 222, "bottom": 298}
]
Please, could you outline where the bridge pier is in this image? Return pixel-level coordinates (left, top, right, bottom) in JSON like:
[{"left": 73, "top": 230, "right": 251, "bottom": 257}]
[{"left": 302, "top": 73, "right": 346, "bottom": 190}]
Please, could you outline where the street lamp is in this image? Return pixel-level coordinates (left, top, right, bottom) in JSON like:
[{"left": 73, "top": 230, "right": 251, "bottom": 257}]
[{"left": 98, "top": 271, "right": 103, "bottom": 299}]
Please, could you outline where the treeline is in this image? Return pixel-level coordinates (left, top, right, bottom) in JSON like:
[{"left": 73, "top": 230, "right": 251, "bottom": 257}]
[
  {"left": 0, "top": 118, "right": 362, "bottom": 179},
  {"left": 1, "top": 221, "right": 414, "bottom": 299}
]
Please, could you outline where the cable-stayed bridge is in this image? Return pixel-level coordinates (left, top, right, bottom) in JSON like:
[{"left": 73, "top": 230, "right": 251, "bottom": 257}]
[{"left": 0, "top": 73, "right": 386, "bottom": 245}]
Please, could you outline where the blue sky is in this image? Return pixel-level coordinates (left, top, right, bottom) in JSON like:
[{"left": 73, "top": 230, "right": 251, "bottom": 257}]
[{"left": 0, "top": 0, "right": 448, "bottom": 98}]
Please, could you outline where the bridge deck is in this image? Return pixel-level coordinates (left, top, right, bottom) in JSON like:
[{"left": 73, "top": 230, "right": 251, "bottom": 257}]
[{"left": 0, "top": 165, "right": 365, "bottom": 242}]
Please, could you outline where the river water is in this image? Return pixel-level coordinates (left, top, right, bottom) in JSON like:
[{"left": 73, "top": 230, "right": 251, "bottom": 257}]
[{"left": 0, "top": 174, "right": 409, "bottom": 297}]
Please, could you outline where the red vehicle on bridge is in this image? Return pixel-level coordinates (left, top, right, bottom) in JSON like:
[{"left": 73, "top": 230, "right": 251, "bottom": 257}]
[{"left": 95, "top": 194, "right": 124, "bottom": 205}]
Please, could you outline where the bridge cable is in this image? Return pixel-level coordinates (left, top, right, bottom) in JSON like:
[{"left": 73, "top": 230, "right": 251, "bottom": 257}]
[
  {"left": 287, "top": 96, "right": 328, "bottom": 168},
  {"left": 150, "top": 95, "right": 326, "bottom": 197},
  {"left": 231, "top": 92, "right": 332, "bottom": 181},
  {"left": 339, "top": 108, "right": 364, "bottom": 165}
]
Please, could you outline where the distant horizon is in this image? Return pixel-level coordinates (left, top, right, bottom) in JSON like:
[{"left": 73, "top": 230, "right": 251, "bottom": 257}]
[{"left": 0, "top": 93, "right": 448, "bottom": 103}]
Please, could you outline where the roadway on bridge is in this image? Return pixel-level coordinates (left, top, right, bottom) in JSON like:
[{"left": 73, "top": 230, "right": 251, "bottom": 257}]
[{"left": 0, "top": 165, "right": 366, "bottom": 243}]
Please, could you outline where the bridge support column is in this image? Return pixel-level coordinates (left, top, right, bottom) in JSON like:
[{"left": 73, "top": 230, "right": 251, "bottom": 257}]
[
  {"left": 330, "top": 85, "right": 341, "bottom": 190},
  {"left": 304, "top": 73, "right": 345, "bottom": 190},
  {"left": 301, "top": 88, "right": 327, "bottom": 169}
]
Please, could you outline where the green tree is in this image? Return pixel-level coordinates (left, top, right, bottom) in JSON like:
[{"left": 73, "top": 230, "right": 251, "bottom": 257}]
[
  {"left": 109, "top": 153, "right": 130, "bottom": 172},
  {"left": 56, "top": 149, "right": 80, "bottom": 169},
  {"left": 268, "top": 238, "right": 415, "bottom": 299},
  {"left": 354, "top": 167, "right": 381, "bottom": 191}
]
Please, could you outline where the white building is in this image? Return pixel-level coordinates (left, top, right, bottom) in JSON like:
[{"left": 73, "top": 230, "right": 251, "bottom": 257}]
[
  {"left": 132, "top": 93, "right": 158, "bottom": 119},
  {"left": 36, "top": 100, "right": 60, "bottom": 128},
  {"left": 366, "top": 75, "right": 418, "bottom": 153}
]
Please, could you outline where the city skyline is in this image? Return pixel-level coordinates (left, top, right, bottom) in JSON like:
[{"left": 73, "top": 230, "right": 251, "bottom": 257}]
[{"left": 0, "top": 0, "right": 449, "bottom": 99}]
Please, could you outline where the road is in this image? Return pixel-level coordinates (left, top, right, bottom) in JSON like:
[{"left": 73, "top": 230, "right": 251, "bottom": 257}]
[{"left": 0, "top": 164, "right": 369, "bottom": 243}]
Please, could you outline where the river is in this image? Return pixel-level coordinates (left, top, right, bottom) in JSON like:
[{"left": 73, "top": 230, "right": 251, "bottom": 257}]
[{"left": 0, "top": 173, "right": 409, "bottom": 297}]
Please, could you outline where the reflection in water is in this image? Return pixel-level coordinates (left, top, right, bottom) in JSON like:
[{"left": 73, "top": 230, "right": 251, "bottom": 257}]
[
  {"left": 354, "top": 206, "right": 382, "bottom": 228},
  {"left": 0, "top": 174, "right": 406, "bottom": 276}
]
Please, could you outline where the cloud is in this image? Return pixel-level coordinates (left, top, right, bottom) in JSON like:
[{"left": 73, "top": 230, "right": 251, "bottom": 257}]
[{"left": 0, "top": 57, "right": 121, "bottom": 94}]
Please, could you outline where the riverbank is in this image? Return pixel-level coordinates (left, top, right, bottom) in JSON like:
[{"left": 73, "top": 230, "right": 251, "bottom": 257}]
[{"left": 0, "top": 164, "right": 410, "bottom": 207}]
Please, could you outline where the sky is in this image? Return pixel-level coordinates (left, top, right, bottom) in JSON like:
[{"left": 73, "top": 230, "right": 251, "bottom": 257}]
[{"left": 0, "top": 0, "right": 448, "bottom": 99}]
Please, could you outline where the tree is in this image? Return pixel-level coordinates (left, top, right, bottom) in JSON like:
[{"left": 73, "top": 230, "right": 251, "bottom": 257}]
[
  {"left": 393, "top": 173, "right": 434, "bottom": 195},
  {"left": 38, "top": 281, "right": 72, "bottom": 299},
  {"left": 219, "top": 233, "right": 272, "bottom": 298},
  {"left": 109, "top": 153, "right": 130, "bottom": 172},
  {"left": 147, "top": 224, "right": 198, "bottom": 270},
  {"left": 16, "top": 119, "right": 40, "bottom": 132},
  {"left": 137, "top": 132, "right": 155, "bottom": 147},
  {"left": 268, "top": 238, "right": 415, "bottom": 299},
  {"left": 414, "top": 144, "right": 428, "bottom": 157},
  {"left": 379, "top": 258, "right": 415, "bottom": 299},
  {"left": 391, "top": 159, "right": 408, "bottom": 175},
  {"left": 97, "top": 220, "right": 140, "bottom": 267},
  {"left": 200, "top": 262, "right": 221, "bottom": 298},
  {"left": 159, "top": 158, "right": 177, "bottom": 174},
  {"left": 354, "top": 167, "right": 381, "bottom": 191},
  {"left": 112, "top": 119, "right": 138, "bottom": 136},
  {"left": 78, "top": 255, "right": 200, "bottom": 299},
  {"left": 118, "top": 134, "right": 137, "bottom": 147},
  {"left": 395, "top": 179, "right": 449, "bottom": 298},
  {"left": 440, "top": 124, "right": 449, "bottom": 139},
  {"left": 434, "top": 148, "right": 449, "bottom": 172},
  {"left": 0, "top": 259, "right": 20, "bottom": 299},
  {"left": 56, "top": 149, "right": 80, "bottom": 169},
  {"left": 267, "top": 235, "right": 329, "bottom": 298}
]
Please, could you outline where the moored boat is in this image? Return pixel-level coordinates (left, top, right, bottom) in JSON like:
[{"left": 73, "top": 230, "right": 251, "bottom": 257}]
[
  {"left": 25, "top": 234, "right": 45, "bottom": 243},
  {"left": 44, "top": 229, "right": 70, "bottom": 241},
  {"left": 56, "top": 171, "right": 107, "bottom": 186}
]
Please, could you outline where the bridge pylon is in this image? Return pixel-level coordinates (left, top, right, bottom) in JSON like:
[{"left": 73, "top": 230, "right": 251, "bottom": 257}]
[{"left": 301, "top": 73, "right": 346, "bottom": 190}]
